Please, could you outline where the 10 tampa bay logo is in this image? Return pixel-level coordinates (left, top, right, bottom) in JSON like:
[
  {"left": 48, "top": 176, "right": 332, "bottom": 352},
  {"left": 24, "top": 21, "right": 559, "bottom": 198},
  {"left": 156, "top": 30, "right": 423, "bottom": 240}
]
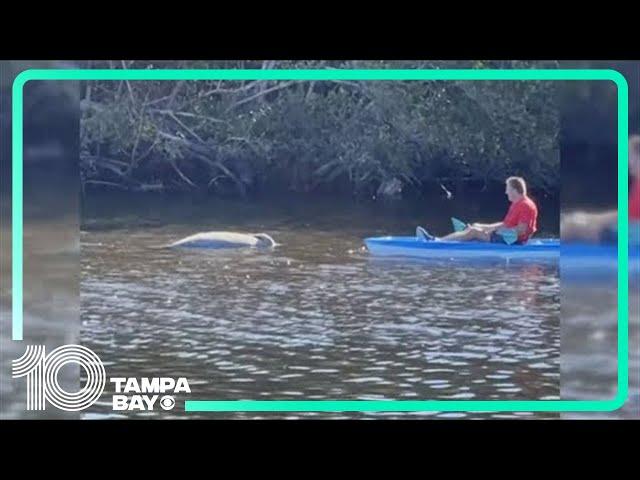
[
  {"left": 111, "top": 377, "right": 190, "bottom": 411},
  {"left": 12, "top": 345, "right": 190, "bottom": 412},
  {"left": 12, "top": 345, "right": 106, "bottom": 411}
]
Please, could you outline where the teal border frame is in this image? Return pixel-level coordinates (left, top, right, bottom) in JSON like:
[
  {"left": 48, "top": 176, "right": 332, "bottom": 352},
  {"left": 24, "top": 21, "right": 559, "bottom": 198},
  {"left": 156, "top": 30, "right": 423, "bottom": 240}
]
[{"left": 11, "top": 68, "right": 629, "bottom": 412}]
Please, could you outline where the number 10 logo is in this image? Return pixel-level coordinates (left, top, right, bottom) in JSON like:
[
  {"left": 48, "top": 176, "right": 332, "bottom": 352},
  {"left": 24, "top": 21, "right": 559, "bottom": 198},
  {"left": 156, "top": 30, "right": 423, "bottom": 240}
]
[{"left": 12, "top": 345, "right": 106, "bottom": 411}]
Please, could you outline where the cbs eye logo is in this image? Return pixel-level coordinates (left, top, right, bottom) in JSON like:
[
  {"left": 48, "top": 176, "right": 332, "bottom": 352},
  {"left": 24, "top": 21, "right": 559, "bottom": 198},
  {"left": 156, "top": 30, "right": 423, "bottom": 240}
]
[{"left": 160, "top": 395, "right": 176, "bottom": 410}]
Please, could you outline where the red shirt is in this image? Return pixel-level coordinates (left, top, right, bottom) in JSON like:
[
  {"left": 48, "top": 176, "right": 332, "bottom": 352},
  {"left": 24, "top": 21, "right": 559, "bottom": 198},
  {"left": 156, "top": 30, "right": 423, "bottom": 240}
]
[
  {"left": 503, "top": 196, "right": 538, "bottom": 242},
  {"left": 630, "top": 179, "right": 640, "bottom": 220}
]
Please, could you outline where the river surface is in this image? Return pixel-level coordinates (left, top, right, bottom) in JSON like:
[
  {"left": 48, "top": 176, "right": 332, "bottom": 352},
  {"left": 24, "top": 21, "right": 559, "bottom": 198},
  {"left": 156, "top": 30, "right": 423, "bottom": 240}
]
[
  {"left": 560, "top": 279, "right": 640, "bottom": 419},
  {"left": 79, "top": 194, "right": 561, "bottom": 419},
  {"left": 6, "top": 191, "right": 635, "bottom": 420}
]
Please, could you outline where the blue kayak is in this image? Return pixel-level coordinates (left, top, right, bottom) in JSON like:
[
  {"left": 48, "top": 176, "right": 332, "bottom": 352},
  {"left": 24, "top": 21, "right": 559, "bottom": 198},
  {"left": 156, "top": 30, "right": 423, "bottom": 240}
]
[
  {"left": 364, "top": 236, "right": 559, "bottom": 260},
  {"left": 560, "top": 242, "right": 640, "bottom": 277},
  {"left": 364, "top": 235, "right": 640, "bottom": 275}
]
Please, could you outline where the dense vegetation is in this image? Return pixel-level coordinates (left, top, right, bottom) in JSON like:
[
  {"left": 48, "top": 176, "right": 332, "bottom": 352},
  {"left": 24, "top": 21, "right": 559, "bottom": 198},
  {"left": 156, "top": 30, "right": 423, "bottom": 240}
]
[
  {"left": 79, "top": 60, "right": 562, "bottom": 199},
  {"left": 3, "top": 60, "right": 635, "bottom": 202}
]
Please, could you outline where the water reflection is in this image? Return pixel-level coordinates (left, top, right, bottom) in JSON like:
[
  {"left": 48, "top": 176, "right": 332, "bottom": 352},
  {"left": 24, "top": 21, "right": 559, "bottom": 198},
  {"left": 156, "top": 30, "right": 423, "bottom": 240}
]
[
  {"left": 81, "top": 198, "right": 560, "bottom": 419},
  {"left": 560, "top": 254, "right": 640, "bottom": 418}
]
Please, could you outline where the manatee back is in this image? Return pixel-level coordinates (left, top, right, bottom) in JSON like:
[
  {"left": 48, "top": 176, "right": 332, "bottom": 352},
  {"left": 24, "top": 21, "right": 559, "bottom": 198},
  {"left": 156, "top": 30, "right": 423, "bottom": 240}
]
[{"left": 167, "top": 231, "right": 259, "bottom": 249}]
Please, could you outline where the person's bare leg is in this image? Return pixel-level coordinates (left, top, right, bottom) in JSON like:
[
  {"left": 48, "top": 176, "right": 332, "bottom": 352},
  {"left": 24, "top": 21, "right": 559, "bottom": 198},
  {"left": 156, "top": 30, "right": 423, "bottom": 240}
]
[{"left": 440, "top": 226, "right": 490, "bottom": 242}]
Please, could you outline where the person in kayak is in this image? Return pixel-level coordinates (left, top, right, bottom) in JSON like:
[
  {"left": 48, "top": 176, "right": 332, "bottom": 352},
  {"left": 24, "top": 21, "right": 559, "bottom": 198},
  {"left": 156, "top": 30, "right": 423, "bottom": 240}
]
[
  {"left": 420, "top": 176, "right": 538, "bottom": 245},
  {"left": 561, "top": 133, "right": 640, "bottom": 243}
]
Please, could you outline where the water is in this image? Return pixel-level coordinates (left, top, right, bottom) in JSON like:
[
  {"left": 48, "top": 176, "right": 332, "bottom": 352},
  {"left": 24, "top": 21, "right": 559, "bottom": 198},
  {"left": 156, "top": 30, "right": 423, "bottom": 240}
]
[
  {"left": 560, "top": 280, "right": 640, "bottom": 419},
  {"left": 80, "top": 194, "right": 560, "bottom": 419},
  {"left": 0, "top": 184, "right": 80, "bottom": 420}
]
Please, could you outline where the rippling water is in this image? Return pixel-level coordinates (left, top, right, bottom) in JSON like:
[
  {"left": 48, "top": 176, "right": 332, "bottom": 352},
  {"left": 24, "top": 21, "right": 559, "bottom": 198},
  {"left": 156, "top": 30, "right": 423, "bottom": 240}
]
[
  {"left": 560, "top": 279, "right": 640, "bottom": 419},
  {"left": 80, "top": 196, "right": 560, "bottom": 419}
]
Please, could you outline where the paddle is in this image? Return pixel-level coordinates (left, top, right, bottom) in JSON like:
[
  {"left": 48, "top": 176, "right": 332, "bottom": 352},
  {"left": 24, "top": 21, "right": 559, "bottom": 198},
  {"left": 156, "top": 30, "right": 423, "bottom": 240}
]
[
  {"left": 451, "top": 217, "right": 467, "bottom": 232},
  {"left": 416, "top": 226, "right": 431, "bottom": 241},
  {"left": 450, "top": 217, "right": 518, "bottom": 245}
]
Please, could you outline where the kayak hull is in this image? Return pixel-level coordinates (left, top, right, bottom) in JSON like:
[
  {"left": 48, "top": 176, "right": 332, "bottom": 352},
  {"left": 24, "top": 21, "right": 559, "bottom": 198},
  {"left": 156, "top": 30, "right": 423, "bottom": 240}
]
[
  {"left": 364, "top": 236, "right": 559, "bottom": 260},
  {"left": 364, "top": 236, "right": 640, "bottom": 277},
  {"left": 560, "top": 243, "right": 640, "bottom": 278}
]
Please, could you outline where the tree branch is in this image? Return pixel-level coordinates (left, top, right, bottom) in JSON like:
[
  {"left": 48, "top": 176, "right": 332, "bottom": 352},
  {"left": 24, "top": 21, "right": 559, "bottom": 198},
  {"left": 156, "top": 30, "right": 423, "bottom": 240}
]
[
  {"left": 168, "top": 111, "right": 204, "bottom": 143},
  {"left": 168, "top": 159, "right": 197, "bottom": 188},
  {"left": 149, "top": 109, "right": 226, "bottom": 123},
  {"left": 120, "top": 60, "right": 136, "bottom": 104},
  {"left": 225, "top": 81, "right": 300, "bottom": 112}
]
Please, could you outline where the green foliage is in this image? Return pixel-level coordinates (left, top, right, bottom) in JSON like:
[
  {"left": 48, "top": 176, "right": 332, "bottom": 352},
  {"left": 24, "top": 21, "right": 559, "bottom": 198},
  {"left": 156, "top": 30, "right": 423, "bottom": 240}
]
[{"left": 80, "top": 60, "right": 561, "bottom": 197}]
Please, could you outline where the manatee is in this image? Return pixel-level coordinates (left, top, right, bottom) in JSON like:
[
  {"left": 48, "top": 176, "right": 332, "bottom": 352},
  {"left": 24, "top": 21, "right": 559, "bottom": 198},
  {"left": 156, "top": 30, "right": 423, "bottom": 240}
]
[{"left": 162, "top": 231, "right": 276, "bottom": 249}]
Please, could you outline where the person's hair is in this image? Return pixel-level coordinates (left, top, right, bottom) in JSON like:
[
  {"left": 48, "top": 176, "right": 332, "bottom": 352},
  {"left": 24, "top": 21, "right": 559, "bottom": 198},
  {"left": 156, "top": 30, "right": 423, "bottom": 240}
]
[{"left": 506, "top": 176, "right": 527, "bottom": 196}]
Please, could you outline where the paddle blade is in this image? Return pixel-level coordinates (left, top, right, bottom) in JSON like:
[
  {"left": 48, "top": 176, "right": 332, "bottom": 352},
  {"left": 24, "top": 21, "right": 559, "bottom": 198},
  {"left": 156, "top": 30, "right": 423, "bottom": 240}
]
[
  {"left": 451, "top": 217, "right": 467, "bottom": 232},
  {"left": 497, "top": 228, "right": 518, "bottom": 245}
]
